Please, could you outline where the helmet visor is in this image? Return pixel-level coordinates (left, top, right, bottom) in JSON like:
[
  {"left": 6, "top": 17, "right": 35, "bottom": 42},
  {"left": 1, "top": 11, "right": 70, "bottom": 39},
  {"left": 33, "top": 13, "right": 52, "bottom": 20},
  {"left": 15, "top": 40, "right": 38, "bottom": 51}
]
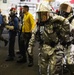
[
  {"left": 37, "top": 12, "right": 48, "bottom": 22},
  {"left": 60, "top": 4, "right": 72, "bottom": 13}
]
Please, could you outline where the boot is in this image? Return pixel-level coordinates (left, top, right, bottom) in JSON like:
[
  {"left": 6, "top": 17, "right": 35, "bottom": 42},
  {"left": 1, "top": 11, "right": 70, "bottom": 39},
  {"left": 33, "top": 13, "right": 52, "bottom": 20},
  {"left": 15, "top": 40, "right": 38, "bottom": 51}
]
[{"left": 28, "top": 56, "right": 33, "bottom": 67}]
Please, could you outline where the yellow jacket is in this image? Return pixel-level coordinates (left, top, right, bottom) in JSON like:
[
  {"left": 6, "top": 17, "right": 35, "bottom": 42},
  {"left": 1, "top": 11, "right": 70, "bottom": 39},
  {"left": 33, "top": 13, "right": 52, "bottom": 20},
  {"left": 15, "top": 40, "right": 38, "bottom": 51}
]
[{"left": 22, "top": 12, "right": 36, "bottom": 32}]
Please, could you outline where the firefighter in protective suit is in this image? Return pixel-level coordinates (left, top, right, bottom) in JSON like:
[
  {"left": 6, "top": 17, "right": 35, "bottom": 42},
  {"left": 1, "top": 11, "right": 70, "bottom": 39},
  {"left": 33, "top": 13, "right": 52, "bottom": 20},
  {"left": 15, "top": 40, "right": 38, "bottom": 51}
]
[
  {"left": 27, "top": 1, "right": 71, "bottom": 75},
  {"left": 35, "top": 0, "right": 54, "bottom": 42},
  {"left": 58, "top": 1, "right": 74, "bottom": 65}
]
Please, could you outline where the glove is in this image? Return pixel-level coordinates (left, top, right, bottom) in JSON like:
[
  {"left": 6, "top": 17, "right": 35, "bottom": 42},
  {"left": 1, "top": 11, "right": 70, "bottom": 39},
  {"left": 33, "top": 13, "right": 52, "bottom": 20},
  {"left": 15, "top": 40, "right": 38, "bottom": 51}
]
[
  {"left": 63, "top": 19, "right": 70, "bottom": 25},
  {"left": 53, "top": 15, "right": 65, "bottom": 22},
  {"left": 27, "top": 45, "right": 33, "bottom": 56},
  {"left": 5, "top": 25, "right": 14, "bottom": 30}
]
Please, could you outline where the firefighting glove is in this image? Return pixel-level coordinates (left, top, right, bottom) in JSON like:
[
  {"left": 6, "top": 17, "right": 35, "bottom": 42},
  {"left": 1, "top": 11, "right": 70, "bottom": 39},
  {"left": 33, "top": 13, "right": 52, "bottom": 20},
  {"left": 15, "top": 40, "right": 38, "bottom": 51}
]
[
  {"left": 63, "top": 19, "right": 70, "bottom": 25},
  {"left": 27, "top": 45, "right": 33, "bottom": 56},
  {"left": 52, "top": 15, "right": 65, "bottom": 22},
  {"left": 5, "top": 25, "right": 14, "bottom": 30},
  {"left": 27, "top": 33, "right": 35, "bottom": 55}
]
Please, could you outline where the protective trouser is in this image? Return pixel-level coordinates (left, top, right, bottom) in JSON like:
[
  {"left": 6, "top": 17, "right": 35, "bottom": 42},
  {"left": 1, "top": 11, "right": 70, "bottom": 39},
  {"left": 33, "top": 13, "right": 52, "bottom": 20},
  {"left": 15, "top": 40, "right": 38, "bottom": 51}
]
[{"left": 38, "top": 44, "right": 64, "bottom": 75}]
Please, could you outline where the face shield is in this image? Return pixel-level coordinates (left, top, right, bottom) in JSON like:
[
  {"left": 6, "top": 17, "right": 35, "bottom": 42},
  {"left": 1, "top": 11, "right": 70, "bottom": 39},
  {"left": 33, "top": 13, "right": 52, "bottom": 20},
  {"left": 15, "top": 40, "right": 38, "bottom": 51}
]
[
  {"left": 36, "top": 6, "right": 53, "bottom": 22},
  {"left": 59, "top": 2, "right": 73, "bottom": 17},
  {"left": 36, "top": 11, "right": 49, "bottom": 22},
  {"left": 60, "top": 4, "right": 72, "bottom": 13}
]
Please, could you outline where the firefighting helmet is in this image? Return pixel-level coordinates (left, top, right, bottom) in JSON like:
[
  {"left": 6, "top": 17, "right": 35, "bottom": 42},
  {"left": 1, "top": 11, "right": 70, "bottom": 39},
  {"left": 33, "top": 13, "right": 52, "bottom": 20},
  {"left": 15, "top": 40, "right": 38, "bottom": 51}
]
[
  {"left": 36, "top": 3, "right": 53, "bottom": 22},
  {"left": 59, "top": 1, "right": 73, "bottom": 13}
]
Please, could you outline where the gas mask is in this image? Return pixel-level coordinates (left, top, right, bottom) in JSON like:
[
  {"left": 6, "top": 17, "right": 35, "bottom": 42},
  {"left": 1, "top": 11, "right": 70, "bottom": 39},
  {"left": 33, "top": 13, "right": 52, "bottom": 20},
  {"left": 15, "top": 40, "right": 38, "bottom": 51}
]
[{"left": 59, "top": 10, "right": 70, "bottom": 18}]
